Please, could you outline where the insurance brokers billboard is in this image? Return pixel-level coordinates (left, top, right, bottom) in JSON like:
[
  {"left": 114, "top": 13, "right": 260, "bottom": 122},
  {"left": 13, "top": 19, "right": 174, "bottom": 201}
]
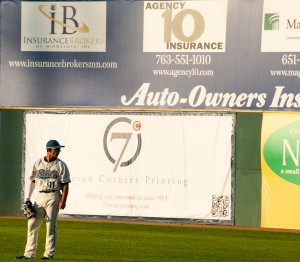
[{"left": 0, "top": 0, "right": 299, "bottom": 111}]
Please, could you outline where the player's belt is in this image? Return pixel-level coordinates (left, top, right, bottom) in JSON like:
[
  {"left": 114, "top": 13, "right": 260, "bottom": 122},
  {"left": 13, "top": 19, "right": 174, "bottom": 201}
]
[{"left": 39, "top": 190, "right": 56, "bottom": 193}]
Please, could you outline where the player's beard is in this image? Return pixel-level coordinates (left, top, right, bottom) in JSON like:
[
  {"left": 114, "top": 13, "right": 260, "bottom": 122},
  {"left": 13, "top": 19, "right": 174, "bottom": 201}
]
[{"left": 47, "top": 150, "right": 60, "bottom": 162}]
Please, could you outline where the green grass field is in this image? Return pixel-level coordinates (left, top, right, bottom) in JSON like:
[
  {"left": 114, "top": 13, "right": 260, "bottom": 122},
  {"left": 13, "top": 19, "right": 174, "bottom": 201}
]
[{"left": 1, "top": 217, "right": 300, "bottom": 261}]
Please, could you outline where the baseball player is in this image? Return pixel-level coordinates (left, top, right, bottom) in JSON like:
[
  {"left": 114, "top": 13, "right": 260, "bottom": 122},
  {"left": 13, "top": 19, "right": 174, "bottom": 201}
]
[{"left": 17, "top": 139, "right": 71, "bottom": 260}]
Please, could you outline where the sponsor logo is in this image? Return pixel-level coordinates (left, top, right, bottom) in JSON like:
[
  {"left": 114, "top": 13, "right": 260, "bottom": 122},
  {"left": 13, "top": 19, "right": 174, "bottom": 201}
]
[
  {"left": 264, "top": 13, "right": 280, "bottom": 30},
  {"left": 143, "top": 1, "right": 228, "bottom": 52},
  {"left": 38, "top": 4, "right": 90, "bottom": 34},
  {"left": 263, "top": 121, "right": 300, "bottom": 185},
  {"left": 21, "top": 2, "right": 106, "bottom": 52},
  {"left": 103, "top": 117, "right": 142, "bottom": 172},
  {"left": 261, "top": 0, "right": 300, "bottom": 52}
]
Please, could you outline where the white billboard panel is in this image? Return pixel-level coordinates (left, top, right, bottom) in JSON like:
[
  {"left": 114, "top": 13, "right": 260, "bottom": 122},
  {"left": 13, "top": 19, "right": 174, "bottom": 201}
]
[
  {"left": 143, "top": 0, "right": 228, "bottom": 52},
  {"left": 21, "top": 2, "right": 106, "bottom": 52},
  {"left": 24, "top": 111, "right": 234, "bottom": 222},
  {"left": 261, "top": 0, "right": 300, "bottom": 52}
]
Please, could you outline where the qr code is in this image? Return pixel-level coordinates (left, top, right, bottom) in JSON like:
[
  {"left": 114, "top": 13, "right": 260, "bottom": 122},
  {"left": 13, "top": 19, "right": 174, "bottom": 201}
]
[{"left": 211, "top": 195, "right": 229, "bottom": 218}]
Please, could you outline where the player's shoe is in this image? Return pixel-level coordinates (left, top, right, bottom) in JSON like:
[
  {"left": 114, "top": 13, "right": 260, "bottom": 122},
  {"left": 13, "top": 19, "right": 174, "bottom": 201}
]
[
  {"left": 16, "top": 255, "right": 33, "bottom": 259},
  {"left": 40, "top": 256, "right": 53, "bottom": 260}
]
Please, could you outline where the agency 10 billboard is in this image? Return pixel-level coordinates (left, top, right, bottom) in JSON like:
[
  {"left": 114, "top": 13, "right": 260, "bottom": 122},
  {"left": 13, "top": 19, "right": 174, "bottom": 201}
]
[{"left": 0, "top": 0, "right": 299, "bottom": 110}]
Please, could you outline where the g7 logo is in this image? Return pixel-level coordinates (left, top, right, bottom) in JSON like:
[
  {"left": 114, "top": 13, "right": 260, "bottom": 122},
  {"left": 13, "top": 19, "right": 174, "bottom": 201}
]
[{"left": 103, "top": 117, "right": 142, "bottom": 172}]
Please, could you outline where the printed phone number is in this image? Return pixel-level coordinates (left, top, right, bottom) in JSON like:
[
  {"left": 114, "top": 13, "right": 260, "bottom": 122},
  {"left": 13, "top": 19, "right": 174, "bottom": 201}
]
[
  {"left": 156, "top": 54, "right": 211, "bottom": 65},
  {"left": 282, "top": 54, "right": 300, "bottom": 65}
]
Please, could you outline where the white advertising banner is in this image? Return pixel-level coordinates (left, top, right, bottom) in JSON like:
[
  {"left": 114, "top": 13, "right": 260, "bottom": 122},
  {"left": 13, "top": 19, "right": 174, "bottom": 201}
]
[
  {"left": 261, "top": 0, "right": 300, "bottom": 52},
  {"left": 143, "top": 0, "right": 228, "bottom": 52},
  {"left": 24, "top": 112, "right": 234, "bottom": 222},
  {"left": 21, "top": 1, "right": 107, "bottom": 52}
]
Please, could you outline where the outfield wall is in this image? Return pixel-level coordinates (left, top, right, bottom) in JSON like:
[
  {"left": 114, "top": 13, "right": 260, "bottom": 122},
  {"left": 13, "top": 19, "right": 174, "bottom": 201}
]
[
  {"left": 235, "top": 113, "right": 262, "bottom": 227},
  {"left": 0, "top": 109, "right": 262, "bottom": 227},
  {"left": 2, "top": 0, "right": 296, "bottom": 228},
  {"left": 0, "top": 110, "right": 23, "bottom": 216}
]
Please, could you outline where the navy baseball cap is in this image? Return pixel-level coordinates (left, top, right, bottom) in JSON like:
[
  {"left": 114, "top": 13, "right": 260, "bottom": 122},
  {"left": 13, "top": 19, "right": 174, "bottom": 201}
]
[{"left": 46, "top": 140, "right": 65, "bottom": 149}]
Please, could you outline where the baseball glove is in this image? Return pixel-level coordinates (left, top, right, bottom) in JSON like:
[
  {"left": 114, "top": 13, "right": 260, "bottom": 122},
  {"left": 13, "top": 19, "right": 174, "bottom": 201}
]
[{"left": 21, "top": 200, "right": 35, "bottom": 219}]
